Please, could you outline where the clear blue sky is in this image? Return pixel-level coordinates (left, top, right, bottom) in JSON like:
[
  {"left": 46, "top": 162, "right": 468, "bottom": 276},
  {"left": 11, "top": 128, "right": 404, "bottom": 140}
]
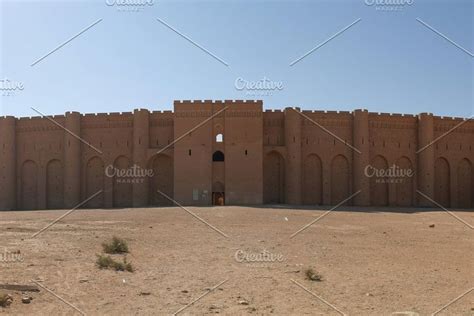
[{"left": 1, "top": 0, "right": 472, "bottom": 118}]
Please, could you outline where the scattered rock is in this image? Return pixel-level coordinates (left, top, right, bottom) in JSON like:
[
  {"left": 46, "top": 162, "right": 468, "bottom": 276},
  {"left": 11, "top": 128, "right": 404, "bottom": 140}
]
[
  {"left": 392, "top": 312, "right": 420, "bottom": 316},
  {"left": 139, "top": 291, "right": 151, "bottom": 296},
  {"left": 0, "top": 294, "right": 14, "bottom": 307},
  {"left": 365, "top": 292, "right": 373, "bottom": 297},
  {"left": 238, "top": 299, "right": 249, "bottom": 305},
  {"left": 429, "top": 224, "right": 435, "bottom": 228},
  {"left": 181, "top": 290, "right": 188, "bottom": 293},
  {"left": 79, "top": 278, "right": 89, "bottom": 283},
  {"left": 21, "top": 296, "right": 31, "bottom": 304}
]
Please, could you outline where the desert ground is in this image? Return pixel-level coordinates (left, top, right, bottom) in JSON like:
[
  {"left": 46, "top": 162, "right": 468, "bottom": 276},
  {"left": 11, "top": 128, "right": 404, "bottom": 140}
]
[{"left": 0, "top": 205, "right": 472, "bottom": 315}]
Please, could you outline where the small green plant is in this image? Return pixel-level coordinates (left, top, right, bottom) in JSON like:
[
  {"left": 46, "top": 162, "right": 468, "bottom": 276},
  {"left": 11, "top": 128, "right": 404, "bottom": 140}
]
[
  {"left": 102, "top": 236, "right": 129, "bottom": 254},
  {"left": 305, "top": 268, "right": 322, "bottom": 281},
  {"left": 114, "top": 257, "right": 134, "bottom": 272},
  {"left": 96, "top": 254, "right": 115, "bottom": 269},
  {"left": 96, "top": 255, "right": 133, "bottom": 272},
  {"left": 0, "top": 293, "right": 12, "bottom": 307}
]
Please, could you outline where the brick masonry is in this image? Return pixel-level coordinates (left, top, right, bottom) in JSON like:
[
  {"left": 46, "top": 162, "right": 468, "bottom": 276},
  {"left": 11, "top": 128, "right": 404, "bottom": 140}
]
[{"left": 0, "top": 100, "right": 472, "bottom": 210}]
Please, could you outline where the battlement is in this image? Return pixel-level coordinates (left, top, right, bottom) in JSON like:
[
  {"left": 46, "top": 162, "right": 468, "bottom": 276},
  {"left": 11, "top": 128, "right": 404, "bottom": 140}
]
[
  {"left": 175, "top": 100, "right": 262, "bottom": 105},
  {"left": 4, "top": 103, "right": 472, "bottom": 127}
]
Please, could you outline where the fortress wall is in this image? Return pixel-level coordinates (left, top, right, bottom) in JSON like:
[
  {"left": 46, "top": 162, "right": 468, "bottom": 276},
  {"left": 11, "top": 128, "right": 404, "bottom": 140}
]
[{"left": 0, "top": 102, "right": 472, "bottom": 210}]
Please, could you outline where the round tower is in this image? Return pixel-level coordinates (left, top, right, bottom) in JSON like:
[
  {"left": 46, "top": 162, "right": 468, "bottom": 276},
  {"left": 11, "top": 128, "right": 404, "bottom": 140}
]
[
  {"left": 417, "top": 113, "right": 434, "bottom": 206},
  {"left": 132, "top": 108, "right": 149, "bottom": 207},
  {"left": 284, "top": 107, "right": 302, "bottom": 205},
  {"left": 352, "top": 109, "right": 370, "bottom": 206},
  {"left": 64, "top": 111, "right": 81, "bottom": 208},
  {"left": 0, "top": 116, "right": 16, "bottom": 210}
]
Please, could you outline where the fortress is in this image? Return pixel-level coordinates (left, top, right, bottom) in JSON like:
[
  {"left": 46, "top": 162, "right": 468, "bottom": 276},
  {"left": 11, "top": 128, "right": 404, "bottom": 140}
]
[{"left": 0, "top": 100, "right": 472, "bottom": 210}]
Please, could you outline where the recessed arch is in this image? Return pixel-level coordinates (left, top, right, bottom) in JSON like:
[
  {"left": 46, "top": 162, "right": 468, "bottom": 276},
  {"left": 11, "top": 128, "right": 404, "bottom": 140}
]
[
  {"left": 435, "top": 157, "right": 450, "bottom": 207},
  {"left": 264, "top": 151, "right": 285, "bottom": 204},
  {"left": 113, "top": 156, "right": 132, "bottom": 208},
  {"left": 303, "top": 154, "right": 322, "bottom": 205},
  {"left": 457, "top": 158, "right": 472, "bottom": 208},
  {"left": 21, "top": 160, "right": 38, "bottom": 210},
  {"left": 395, "top": 156, "right": 414, "bottom": 206},
  {"left": 86, "top": 156, "right": 105, "bottom": 208},
  {"left": 331, "top": 154, "right": 350, "bottom": 205},
  {"left": 46, "top": 159, "right": 63, "bottom": 209},
  {"left": 149, "top": 154, "right": 174, "bottom": 206},
  {"left": 369, "top": 155, "right": 389, "bottom": 206}
]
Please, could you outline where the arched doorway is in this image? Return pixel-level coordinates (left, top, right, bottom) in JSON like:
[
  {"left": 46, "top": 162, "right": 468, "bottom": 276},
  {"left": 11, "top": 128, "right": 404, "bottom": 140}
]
[
  {"left": 46, "top": 159, "right": 63, "bottom": 209},
  {"left": 212, "top": 181, "right": 225, "bottom": 205},
  {"left": 264, "top": 151, "right": 285, "bottom": 204},
  {"left": 113, "top": 156, "right": 133, "bottom": 208},
  {"left": 149, "top": 154, "right": 174, "bottom": 206},
  {"left": 457, "top": 158, "right": 472, "bottom": 208},
  {"left": 86, "top": 156, "right": 105, "bottom": 208},
  {"left": 435, "top": 157, "right": 450, "bottom": 207},
  {"left": 302, "top": 154, "right": 322, "bottom": 205},
  {"left": 370, "top": 155, "right": 389, "bottom": 206},
  {"left": 212, "top": 151, "right": 225, "bottom": 205},
  {"left": 331, "top": 155, "right": 350, "bottom": 205},
  {"left": 395, "top": 157, "right": 414, "bottom": 206},
  {"left": 21, "top": 160, "right": 38, "bottom": 210}
]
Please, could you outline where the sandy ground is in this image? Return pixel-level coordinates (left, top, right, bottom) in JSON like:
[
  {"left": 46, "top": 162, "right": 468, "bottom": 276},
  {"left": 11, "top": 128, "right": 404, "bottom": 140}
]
[{"left": 0, "top": 205, "right": 473, "bottom": 315}]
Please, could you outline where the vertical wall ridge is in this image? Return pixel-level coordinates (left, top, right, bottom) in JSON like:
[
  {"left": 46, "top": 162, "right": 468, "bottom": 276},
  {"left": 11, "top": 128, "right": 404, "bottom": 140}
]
[
  {"left": 353, "top": 109, "right": 370, "bottom": 205},
  {"left": 284, "top": 107, "right": 302, "bottom": 205},
  {"left": 63, "top": 112, "right": 81, "bottom": 208},
  {"left": 0, "top": 116, "right": 16, "bottom": 210}
]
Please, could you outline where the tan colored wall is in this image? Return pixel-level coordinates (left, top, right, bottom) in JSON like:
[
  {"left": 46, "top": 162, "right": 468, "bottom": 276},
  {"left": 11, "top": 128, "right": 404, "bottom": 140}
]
[{"left": 0, "top": 101, "right": 472, "bottom": 210}]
